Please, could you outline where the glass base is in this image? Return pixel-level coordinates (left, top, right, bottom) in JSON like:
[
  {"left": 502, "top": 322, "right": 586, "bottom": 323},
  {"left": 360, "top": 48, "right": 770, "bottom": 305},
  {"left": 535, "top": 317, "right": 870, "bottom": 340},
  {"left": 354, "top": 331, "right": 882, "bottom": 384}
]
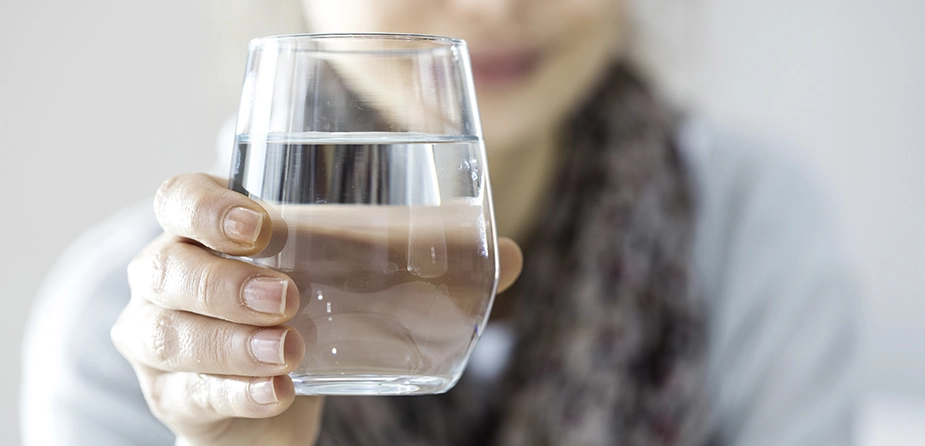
[{"left": 292, "top": 374, "right": 454, "bottom": 396}]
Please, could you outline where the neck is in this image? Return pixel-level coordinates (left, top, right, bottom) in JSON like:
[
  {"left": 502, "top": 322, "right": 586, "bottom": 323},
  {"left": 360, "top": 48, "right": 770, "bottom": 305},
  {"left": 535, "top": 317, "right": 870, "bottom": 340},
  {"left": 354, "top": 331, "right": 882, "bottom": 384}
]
[{"left": 486, "top": 127, "right": 561, "bottom": 245}]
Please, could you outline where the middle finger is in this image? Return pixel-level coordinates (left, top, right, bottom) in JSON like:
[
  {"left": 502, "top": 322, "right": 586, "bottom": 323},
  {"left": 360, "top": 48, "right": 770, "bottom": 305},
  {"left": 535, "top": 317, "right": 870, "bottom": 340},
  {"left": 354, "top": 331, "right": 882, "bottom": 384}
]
[{"left": 128, "top": 233, "right": 300, "bottom": 326}]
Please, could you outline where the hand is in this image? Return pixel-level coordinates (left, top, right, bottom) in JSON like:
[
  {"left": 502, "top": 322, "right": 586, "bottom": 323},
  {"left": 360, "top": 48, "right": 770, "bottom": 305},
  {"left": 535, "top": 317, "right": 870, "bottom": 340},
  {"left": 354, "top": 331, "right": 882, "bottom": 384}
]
[{"left": 112, "top": 173, "right": 523, "bottom": 446}]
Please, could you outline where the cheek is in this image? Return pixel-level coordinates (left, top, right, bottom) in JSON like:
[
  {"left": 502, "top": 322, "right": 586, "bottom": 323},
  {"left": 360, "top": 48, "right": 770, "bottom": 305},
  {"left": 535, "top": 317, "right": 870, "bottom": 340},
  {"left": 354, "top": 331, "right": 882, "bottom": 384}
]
[
  {"left": 529, "top": 0, "right": 624, "bottom": 60},
  {"left": 479, "top": 1, "right": 624, "bottom": 146},
  {"left": 568, "top": 0, "right": 623, "bottom": 13},
  {"left": 562, "top": 0, "right": 624, "bottom": 35}
]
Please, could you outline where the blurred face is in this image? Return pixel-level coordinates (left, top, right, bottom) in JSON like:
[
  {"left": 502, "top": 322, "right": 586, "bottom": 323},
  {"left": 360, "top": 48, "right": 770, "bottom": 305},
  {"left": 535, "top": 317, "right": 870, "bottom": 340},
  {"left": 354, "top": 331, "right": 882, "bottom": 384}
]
[{"left": 300, "top": 0, "right": 626, "bottom": 151}]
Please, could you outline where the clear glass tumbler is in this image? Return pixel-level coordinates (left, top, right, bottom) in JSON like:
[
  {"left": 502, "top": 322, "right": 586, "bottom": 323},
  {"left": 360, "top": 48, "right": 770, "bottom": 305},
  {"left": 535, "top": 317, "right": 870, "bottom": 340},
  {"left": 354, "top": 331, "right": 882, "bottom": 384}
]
[{"left": 229, "top": 33, "right": 497, "bottom": 395}]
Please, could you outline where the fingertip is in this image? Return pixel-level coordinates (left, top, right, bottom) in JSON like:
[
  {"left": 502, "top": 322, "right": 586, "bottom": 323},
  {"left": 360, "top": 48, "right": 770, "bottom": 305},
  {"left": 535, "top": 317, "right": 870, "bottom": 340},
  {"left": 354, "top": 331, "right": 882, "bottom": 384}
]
[
  {"left": 282, "top": 277, "right": 301, "bottom": 320},
  {"left": 222, "top": 206, "right": 267, "bottom": 249},
  {"left": 243, "top": 274, "right": 301, "bottom": 325},
  {"left": 153, "top": 173, "right": 274, "bottom": 256},
  {"left": 220, "top": 200, "right": 278, "bottom": 256},
  {"left": 497, "top": 236, "right": 523, "bottom": 294},
  {"left": 272, "top": 375, "right": 296, "bottom": 406},
  {"left": 249, "top": 376, "right": 281, "bottom": 406},
  {"left": 217, "top": 177, "right": 275, "bottom": 256},
  {"left": 282, "top": 327, "right": 306, "bottom": 371},
  {"left": 249, "top": 375, "right": 295, "bottom": 411}
]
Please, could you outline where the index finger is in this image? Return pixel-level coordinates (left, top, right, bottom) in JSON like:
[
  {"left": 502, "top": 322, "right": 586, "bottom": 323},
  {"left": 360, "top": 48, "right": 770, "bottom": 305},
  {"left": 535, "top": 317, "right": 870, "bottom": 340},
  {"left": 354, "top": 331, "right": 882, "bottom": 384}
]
[{"left": 154, "top": 173, "right": 272, "bottom": 256}]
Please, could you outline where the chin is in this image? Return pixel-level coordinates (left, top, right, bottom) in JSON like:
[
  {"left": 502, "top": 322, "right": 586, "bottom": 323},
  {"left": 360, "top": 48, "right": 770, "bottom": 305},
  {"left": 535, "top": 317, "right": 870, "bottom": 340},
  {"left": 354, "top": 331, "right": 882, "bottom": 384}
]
[
  {"left": 480, "top": 112, "right": 535, "bottom": 153},
  {"left": 477, "top": 82, "right": 562, "bottom": 152}
]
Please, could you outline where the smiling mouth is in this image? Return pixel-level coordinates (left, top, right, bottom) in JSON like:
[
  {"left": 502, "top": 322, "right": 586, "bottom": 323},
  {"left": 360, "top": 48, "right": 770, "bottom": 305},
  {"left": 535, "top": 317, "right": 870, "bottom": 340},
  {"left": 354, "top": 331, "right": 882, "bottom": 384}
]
[{"left": 469, "top": 48, "right": 542, "bottom": 89}]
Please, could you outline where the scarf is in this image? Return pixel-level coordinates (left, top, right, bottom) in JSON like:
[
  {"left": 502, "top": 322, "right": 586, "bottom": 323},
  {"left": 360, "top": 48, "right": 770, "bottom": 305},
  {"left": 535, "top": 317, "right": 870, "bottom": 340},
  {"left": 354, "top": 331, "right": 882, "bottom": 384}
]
[{"left": 317, "top": 64, "right": 709, "bottom": 446}]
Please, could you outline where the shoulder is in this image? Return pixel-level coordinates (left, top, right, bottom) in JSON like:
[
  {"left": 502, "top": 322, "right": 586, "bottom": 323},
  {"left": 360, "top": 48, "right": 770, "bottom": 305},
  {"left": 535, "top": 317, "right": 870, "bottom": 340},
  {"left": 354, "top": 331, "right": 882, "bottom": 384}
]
[
  {"left": 676, "top": 116, "right": 852, "bottom": 293},
  {"left": 677, "top": 118, "right": 860, "bottom": 444},
  {"left": 26, "top": 200, "right": 161, "bottom": 334},
  {"left": 21, "top": 201, "right": 171, "bottom": 445},
  {"left": 677, "top": 116, "right": 837, "bottom": 226}
]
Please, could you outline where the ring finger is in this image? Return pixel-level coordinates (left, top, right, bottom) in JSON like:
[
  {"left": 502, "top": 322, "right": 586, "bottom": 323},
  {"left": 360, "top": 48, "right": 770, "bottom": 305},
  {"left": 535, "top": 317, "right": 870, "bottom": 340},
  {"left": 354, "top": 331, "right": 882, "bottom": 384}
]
[{"left": 112, "top": 302, "right": 305, "bottom": 377}]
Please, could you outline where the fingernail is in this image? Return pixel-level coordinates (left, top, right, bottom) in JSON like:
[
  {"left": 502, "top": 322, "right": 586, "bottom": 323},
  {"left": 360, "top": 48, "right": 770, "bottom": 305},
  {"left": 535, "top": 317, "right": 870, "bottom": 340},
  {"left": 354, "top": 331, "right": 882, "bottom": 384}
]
[
  {"left": 249, "top": 378, "right": 279, "bottom": 405},
  {"left": 243, "top": 277, "right": 287, "bottom": 315},
  {"left": 224, "top": 207, "right": 263, "bottom": 245},
  {"left": 251, "top": 328, "right": 288, "bottom": 365}
]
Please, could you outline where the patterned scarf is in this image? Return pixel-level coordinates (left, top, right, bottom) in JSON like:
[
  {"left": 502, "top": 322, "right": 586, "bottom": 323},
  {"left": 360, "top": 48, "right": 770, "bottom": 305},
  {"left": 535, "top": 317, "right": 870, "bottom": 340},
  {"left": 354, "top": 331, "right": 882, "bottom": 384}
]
[{"left": 317, "top": 64, "right": 709, "bottom": 445}]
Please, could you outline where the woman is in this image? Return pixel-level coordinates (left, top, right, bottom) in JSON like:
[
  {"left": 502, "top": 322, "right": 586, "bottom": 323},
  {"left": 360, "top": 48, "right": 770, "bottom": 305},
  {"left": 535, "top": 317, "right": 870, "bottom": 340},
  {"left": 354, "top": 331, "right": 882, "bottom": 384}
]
[{"left": 21, "top": 0, "right": 858, "bottom": 444}]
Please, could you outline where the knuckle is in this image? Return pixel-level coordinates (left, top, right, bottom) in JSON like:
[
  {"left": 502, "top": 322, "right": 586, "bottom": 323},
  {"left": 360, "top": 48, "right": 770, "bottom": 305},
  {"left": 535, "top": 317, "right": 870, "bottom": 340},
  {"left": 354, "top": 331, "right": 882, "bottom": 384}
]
[
  {"left": 142, "top": 373, "right": 186, "bottom": 425},
  {"left": 142, "top": 375, "right": 168, "bottom": 419},
  {"left": 149, "top": 243, "right": 171, "bottom": 295},
  {"left": 184, "top": 373, "right": 247, "bottom": 423},
  {"left": 194, "top": 259, "right": 221, "bottom": 313},
  {"left": 111, "top": 303, "right": 146, "bottom": 361},
  {"left": 200, "top": 321, "right": 234, "bottom": 369},
  {"left": 187, "top": 373, "right": 218, "bottom": 415},
  {"left": 154, "top": 175, "right": 182, "bottom": 221},
  {"left": 186, "top": 188, "right": 212, "bottom": 229},
  {"left": 155, "top": 174, "right": 219, "bottom": 239},
  {"left": 146, "top": 309, "right": 181, "bottom": 369},
  {"left": 128, "top": 237, "right": 197, "bottom": 311},
  {"left": 187, "top": 181, "right": 229, "bottom": 233}
]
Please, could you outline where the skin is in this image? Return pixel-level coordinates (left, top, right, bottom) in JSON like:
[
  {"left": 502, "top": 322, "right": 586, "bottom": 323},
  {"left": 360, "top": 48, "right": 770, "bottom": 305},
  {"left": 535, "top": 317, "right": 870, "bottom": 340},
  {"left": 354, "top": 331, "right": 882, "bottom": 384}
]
[
  {"left": 114, "top": 0, "right": 624, "bottom": 444},
  {"left": 114, "top": 173, "right": 523, "bottom": 445},
  {"left": 302, "top": 0, "right": 626, "bottom": 242}
]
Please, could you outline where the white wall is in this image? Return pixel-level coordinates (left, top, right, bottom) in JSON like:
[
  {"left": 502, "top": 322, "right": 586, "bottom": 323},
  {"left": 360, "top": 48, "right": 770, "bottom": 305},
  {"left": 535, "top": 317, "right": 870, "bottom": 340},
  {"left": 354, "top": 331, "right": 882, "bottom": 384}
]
[
  {"left": 693, "top": 0, "right": 925, "bottom": 399},
  {"left": 0, "top": 2, "right": 226, "bottom": 444},
  {"left": 688, "top": 0, "right": 925, "bottom": 439},
  {"left": 2, "top": 0, "right": 923, "bottom": 443}
]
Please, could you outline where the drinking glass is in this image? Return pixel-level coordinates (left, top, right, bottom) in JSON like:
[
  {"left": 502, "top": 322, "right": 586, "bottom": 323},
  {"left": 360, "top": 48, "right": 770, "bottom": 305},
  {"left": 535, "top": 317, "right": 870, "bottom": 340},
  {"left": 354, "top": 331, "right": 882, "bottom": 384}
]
[{"left": 229, "top": 34, "right": 498, "bottom": 395}]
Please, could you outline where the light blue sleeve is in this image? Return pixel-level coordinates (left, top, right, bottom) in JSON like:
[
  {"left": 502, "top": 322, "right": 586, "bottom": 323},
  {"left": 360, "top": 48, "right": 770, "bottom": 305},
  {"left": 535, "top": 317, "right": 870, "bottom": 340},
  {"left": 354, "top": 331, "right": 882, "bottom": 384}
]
[
  {"left": 682, "top": 121, "right": 860, "bottom": 445},
  {"left": 20, "top": 202, "right": 175, "bottom": 445}
]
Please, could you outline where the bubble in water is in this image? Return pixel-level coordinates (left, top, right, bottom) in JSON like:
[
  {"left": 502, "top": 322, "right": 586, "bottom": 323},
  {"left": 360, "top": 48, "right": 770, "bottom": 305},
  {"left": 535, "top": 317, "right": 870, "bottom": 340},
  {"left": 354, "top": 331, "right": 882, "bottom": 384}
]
[
  {"left": 331, "top": 348, "right": 337, "bottom": 355},
  {"left": 384, "top": 262, "right": 399, "bottom": 274},
  {"left": 438, "top": 284, "right": 449, "bottom": 296}
]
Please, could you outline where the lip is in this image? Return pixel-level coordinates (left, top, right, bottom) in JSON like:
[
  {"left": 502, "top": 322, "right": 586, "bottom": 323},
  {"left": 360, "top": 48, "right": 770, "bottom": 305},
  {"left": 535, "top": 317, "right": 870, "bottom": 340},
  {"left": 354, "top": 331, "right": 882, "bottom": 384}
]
[{"left": 468, "top": 46, "right": 542, "bottom": 89}]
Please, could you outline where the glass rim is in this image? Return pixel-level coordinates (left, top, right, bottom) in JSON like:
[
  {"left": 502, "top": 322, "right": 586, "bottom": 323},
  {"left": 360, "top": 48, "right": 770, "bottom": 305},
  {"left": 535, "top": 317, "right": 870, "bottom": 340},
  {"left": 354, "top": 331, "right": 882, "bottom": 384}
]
[{"left": 248, "top": 32, "right": 466, "bottom": 54}]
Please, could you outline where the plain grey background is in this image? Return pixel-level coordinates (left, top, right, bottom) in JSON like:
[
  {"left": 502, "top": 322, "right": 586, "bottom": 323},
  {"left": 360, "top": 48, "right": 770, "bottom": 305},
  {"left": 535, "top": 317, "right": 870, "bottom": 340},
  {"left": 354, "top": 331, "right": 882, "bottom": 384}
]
[{"left": 2, "top": 0, "right": 923, "bottom": 444}]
